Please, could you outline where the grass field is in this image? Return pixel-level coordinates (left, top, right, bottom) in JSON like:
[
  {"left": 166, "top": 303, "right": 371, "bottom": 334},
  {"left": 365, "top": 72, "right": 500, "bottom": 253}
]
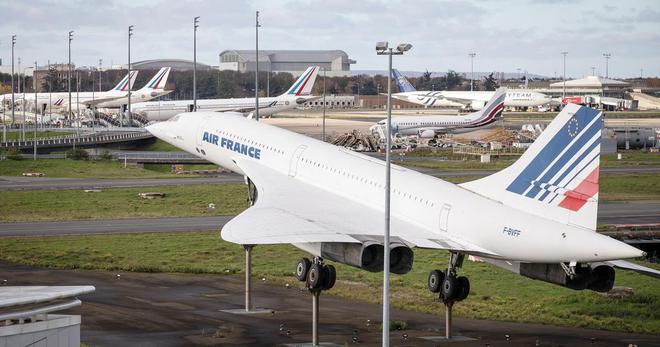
[
  {"left": 0, "top": 159, "right": 222, "bottom": 178},
  {"left": 600, "top": 174, "right": 660, "bottom": 200},
  {"left": 0, "top": 231, "right": 657, "bottom": 334},
  {"left": 0, "top": 184, "right": 247, "bottom": 222},
  {"left": 137, "top": 138, "right": 182, "bottom": 152}
]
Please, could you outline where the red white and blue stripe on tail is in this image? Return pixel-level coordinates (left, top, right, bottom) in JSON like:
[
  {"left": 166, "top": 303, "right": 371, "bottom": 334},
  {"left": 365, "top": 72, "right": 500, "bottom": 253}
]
[
  {"left": 505, "top": 106, "right": 602, "bottom": 212},
  {"left": 285, "top": 67, "right": 318, "bottom": 96},
  {"left": 114, "top": 71, "right": 136, "bottom": 91}
]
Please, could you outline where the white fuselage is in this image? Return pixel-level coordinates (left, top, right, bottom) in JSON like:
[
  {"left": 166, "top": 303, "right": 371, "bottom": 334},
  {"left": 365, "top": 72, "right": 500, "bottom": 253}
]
[
  {"left": 149, "top": 112, "right": 639, "bottom": 263},
  {"left": 394, "top": 89, "right": 551, "bottom": 109},
  {"left": 133, "top": 95, "right": 316, "bottom": 121},
  {"left": 7, "top": 89, "right": 170, "bottom": 110}
]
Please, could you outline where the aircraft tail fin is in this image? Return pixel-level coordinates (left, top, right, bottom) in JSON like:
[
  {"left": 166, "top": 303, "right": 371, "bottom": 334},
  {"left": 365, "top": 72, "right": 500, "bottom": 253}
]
[
  {"left": 392, "top": 69, "right": 416, "bottom": 92},
  {"left": 281, "top": 66, "right": 319, "bottom": 96},
  {"left": 465, "top": 88, "right": 506, "bottom": 126},
  {"left": 110, "top": 70, "right": 139, "bottom": 92},
  {"left": 460, "top": 103, "right": 603, "bottom": 230},
  {"left": 140, "top": 67, "right": 171, "bottom": 91}
]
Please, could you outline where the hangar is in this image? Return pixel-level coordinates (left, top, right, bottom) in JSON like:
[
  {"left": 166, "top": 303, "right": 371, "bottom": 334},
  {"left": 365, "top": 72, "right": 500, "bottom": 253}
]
[{"left": 218, "top": 50, "right": 355, "bottom": 77}]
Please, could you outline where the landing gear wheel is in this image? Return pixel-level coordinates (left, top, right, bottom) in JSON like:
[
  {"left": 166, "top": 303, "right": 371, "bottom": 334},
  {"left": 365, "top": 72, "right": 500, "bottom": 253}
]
[
  {"left": 322, "top": 265, "right": 336, "bottom": 290},
  {"left": 442, "top": 276, "right": 458, "bottom": 301},
  {"left": 307, "top": 263, "right": 324, "bottom": 290},
  {"left": 295, "top": 258, "right": 311, "bottom": 282},
  {"left": 456, "top": 276, "right": 470, "bottom": 301},
  {"left": 428, "top": 270, "right": 445, "bottom": 293}
]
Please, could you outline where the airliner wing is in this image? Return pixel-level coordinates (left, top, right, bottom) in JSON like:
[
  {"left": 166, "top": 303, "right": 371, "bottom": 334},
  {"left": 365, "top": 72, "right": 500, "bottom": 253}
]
[
  {"left": 221, "top": 158, "right": 499, "bottom": 257},
  {"left": 605, "top": 260, "right": 660, "bottom": 279}
]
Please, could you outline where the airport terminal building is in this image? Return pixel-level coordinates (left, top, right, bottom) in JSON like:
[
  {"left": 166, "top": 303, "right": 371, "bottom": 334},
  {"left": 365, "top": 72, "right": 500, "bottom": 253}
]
[{"left": 218, "top": 50, "right": 355, "bottom": 77}]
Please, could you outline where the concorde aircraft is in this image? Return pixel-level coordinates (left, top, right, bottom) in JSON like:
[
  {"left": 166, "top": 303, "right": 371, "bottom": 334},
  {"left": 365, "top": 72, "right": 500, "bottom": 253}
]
[
  {"left": 1, "top": 70, "right": 138, "bottom": 110},
  {"left": 391, "top": 69, "right": 551, "bottom": 110},
  {"left": 146, "top": 103, "right": 658, "bottom": 303},
  {"left": 371, "top": 88, "right": 506, "bottom": 138},
  {"left": 132, "top": 66, "right": 320, "bottom": 121},
  {"left": 15, "top": 67, "right": 172, "bottom": 112}
]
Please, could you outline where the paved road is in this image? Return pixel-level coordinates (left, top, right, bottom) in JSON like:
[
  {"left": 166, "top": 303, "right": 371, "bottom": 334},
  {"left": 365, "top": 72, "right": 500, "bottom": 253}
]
[
  {"left": 1, "top": 263, "right": 658, "bottom": 347},
  {"left": 2, "top": 166, "right": 659, "bottom": 191},
  {"left": 1, "top": 202, "right": 658, "bottom": 237}
]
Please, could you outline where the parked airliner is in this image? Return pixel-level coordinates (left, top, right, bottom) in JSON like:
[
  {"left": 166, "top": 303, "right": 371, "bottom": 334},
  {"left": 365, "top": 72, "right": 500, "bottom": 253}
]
[
  {"left": 391, "top": 69, "right": 551, "bottom": 110},
  {"left": 132, "top": 66, "right": 320, "bottom": 121},
  {"left": 147, "top": 103, "right": 657, "bottom": 306},
  {"left": 372, "top": 88, "right": 506, "bottom": 138}
]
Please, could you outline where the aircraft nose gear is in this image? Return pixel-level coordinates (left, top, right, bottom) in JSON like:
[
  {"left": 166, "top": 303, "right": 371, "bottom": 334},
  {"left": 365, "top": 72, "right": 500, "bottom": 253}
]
[
  {"left": 294, "top": 257, "right": 336, "bottom": 345},
  {"left": 427, "top": 252, "right": 471, "bottom": 340}
]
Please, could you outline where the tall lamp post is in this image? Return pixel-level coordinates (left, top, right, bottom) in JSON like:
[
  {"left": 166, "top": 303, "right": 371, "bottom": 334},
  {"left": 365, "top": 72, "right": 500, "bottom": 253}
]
[
  {"left": 68, "top": 31, "right": 73, "bottom": 127},
  {"left": 603, "top": 53, "right": 611, "bottom": 78},
  {"left": 127, "top": 25, "right": 134, "bottom": 127},
  {"left": 561, "top": 52, "right": 568, "bottom": 105},
  {"left": 11, "top": 35, "right": 16, "bottom": 127},
  {"left": 193, "top": 16, "right": 199, "bottom": 111},
  {"left": 376, "top": 41, "right": 411, "bottom": 347},
  {"left": 33, "top": 61, "right": 37, "bottom": 160},
  {"left": 99, "top": 59, "right": 102, "bottom": 92},
  {"left": 468, "top": 52, "right": 476, "bottom": 92},
  {"left": 254, "top": 11, "right": 261, "bottom": 121}
]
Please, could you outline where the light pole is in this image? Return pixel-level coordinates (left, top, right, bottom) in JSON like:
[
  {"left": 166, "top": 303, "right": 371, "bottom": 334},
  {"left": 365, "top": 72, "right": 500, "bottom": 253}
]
[
  {"left": 127, "top": 25, "right": 134, "bottom": 127},
  {"left": 561, "top": 52, "right": 568, "bottom": 104},
  {"left": 33, "top": 61, "right": 37, "bottom": 160},
  {"left": 322, "top": 67, "right": 326, "bottom": 141},
  {"left": 68, "top": 31, "right": 73, "bottom": 127},
  {"left": 254, "top": 11, "right": 261, "bottom": 121},
  {"left": 469, "top": 53, "right": 476, "bottom": 92},
  {"left": 603, "top": 53, "right": 611, "bottom": 78},
  {"left": 11, "top": 35, "right": 15, "bottom": 127},
  {"left": 376, "top": 41, "right": 411, "bottom": 347},
  {"left": 516, "top": 67, "right": 521, "bottom": 80},
  {"left": 99, "top": 59, "right": 102, "bottom": 92},
  {"left": 193, "top": 16, "right": 199, "bottom": 111},
  {"left": 591, "top": 66, "right": 595, "bottom": 76},
  {"left": 48, "top": 60, "right": 51, "bottom": 124}
]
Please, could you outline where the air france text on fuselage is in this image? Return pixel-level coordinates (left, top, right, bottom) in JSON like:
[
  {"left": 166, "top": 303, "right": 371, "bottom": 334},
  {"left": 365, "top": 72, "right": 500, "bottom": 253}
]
[{"left": 202, "top": 131, "right": 261, "bottom": 159}]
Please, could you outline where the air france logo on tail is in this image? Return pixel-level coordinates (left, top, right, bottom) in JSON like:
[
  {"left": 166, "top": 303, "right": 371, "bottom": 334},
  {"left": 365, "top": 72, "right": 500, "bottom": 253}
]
[
  {"left": 115, "top": 71, "right": 135, "bottom": 91},
  {"left": 506, "top": 107, "right": 602, "bottom": 212},
  {"left": 147, "top": 68, "right": 169, "bottom": 90},
  {"left": 202, "top": 131, "right": 261, "bottom": 159},
  {"left": 287, "top": 67, "right": 317, "bottom": 96}
]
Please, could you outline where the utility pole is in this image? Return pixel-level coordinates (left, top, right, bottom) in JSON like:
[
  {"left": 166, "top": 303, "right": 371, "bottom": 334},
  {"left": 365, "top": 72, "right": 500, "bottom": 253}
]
[
  {"left": 127, "top": 25, "right": 134, "bottom": 127},
  {"left": 99, "top": 59, "right": 102, "bottom": 92},
  {"left": 561, "top": 52, "right": 568, "bottom": 104},
  {"left": 322, "top": 67, "right": 326, "bottom": 141},
  {"left": 469, "top": 53, "right": 476, "bottom": 92},
  {"left": 33, "top": 61, "right": 38, "bottom": 160},
  {"left": 254, "top": 11, "right": 261, "bottom": 121},
  {"left": 603, "top": 53, "right": 611, "bottom": 78},
  {"left": 591, "top": 66, "right": 595, "bottom": 76},
  {"left": 193, "top": 16, "right": 199, "bottom": 111},
  {"left": 11, "top": 35, "right": 16, "bottom": 127},
  {"left": 68, "top": 31, "right": 73, "bottom": 127},
  {"left": 48, "top": 59, "right": 51, "bottom": 123}
]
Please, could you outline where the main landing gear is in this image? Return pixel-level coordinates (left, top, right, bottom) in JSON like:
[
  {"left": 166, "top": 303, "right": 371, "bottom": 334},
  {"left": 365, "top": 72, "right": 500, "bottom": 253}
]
[
  {"left": 427, "top": 252, "right": 470, "bottom": 339},
  {"left": 295, "top": 257, "right": 336, "bottom": 346}
]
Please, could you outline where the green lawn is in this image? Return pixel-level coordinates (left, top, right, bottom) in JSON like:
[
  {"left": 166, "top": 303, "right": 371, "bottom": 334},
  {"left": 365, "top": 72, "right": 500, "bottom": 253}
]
[
  {"left": 137, "top": 138, "right": 182, "bottom": 152},
  {"left": 0, "top": 231, "right": 657, "bottom": 334},
  {"left": 0, "top": 159, "right": 218, "bottom": 178},
  {"left": 600, "top": 174, "right": 660, "bottom": 201},
  {"left": 0, "top": 184, "right": 247, "bottom": 222}
]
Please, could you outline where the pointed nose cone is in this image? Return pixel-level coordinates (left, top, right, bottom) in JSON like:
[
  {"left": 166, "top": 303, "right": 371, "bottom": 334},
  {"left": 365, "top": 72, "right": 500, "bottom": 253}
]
[
  {"left": 596, "top": 233, "right": 645, "bottom": 260},
  {"left": 145, "top": 122, "right": 164, "bottom": 139}
]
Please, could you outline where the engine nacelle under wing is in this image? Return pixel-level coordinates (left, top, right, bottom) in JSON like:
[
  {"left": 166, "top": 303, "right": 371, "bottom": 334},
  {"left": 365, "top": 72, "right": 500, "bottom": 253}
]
[
  {"left": 520, "top": 263, "right": 615, "bottom": 292},
  {"left": 418, "top": 129, "right": 436, "bottom": 138},
  {"left": 319, "top": 242, "right": 414, "bottom": 274}
]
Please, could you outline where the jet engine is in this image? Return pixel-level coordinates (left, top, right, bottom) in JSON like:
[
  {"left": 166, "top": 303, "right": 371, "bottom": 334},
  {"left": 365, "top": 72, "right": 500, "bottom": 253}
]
[
  {"left": 418, "top": 129, "right": 436, "bottom": 138},
  {"left": 520, "top": 263, "right": 615, "bottom": 292},
  {"left": 319, "top": 242, "right": 414, "bottom": 274}
]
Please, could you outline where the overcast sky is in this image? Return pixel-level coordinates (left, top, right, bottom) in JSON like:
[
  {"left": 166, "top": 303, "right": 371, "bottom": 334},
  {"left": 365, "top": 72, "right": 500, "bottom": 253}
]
[{"left": 1, "top": 0, "right": 659, "bottom": 78}]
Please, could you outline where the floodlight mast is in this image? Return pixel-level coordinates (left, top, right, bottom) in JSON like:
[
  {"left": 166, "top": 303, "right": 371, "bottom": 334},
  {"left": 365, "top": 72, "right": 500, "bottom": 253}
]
[{"left": 376, "top": 40, "right": 410, "bottom": 347}]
